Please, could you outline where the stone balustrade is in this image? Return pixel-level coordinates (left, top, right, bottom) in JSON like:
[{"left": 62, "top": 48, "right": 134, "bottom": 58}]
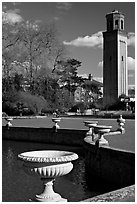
[
  {"left": 2, "top": 114, "right": 135, "bottom": 201},
  {"left": 3, "top": 115, "right": 126, "bottom": 148},
  {"left": 84, "top": 115, "right": 125, "bottom": 147}
]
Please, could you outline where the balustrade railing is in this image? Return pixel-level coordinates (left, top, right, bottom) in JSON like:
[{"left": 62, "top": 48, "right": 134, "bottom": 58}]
[
  {"left": 3, "top": 114, "right": 126, "bottom": 147},
  {"left": 84, "top": 115, "right": 125, "bottom": 147}
]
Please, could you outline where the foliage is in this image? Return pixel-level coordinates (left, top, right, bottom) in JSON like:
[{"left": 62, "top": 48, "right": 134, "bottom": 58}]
[
  {"left": 3, "top": 91, "right": 48, "bottom": 116},
  {"left": 69, "top": 102, "right": 88, "bottom": 114},
  {"left": 2, "top": 20, "right": 84, "bottom": 116},
  {"left": 2, "top": 89, "right": 21, "bottom": 116},
  {"left": 18, "top": 91, "right": 48, "bottom": 115},
  {"left": 105, "top": 100, "right": 126, "bottom": 111},
  {"left": 50, "top": 87, "right": 74, "bottom": 113},
  {"left": 55, "top": 58, "right": 82, "bottom": 95}
]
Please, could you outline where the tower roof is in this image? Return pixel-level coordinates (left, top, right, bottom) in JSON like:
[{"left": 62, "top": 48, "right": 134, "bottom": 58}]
[
  {"left": 111, "top": 10, "right": 119, "bottom": 13},
  {"left": 106, "top": 10, "right": 124, "bottom": 17}
]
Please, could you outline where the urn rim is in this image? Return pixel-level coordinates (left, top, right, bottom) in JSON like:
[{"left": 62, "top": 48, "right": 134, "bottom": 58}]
[{"left": 18, "top": 150, "right": 78, "bottom": 163}]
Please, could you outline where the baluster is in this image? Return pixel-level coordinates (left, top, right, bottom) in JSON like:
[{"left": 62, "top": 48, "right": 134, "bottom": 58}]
[{"left": 117, "top": 115, "right": 125, "bottom": 133}]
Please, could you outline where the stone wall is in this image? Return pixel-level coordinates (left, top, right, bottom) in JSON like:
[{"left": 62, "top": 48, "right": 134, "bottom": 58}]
[
  {"left": 2, "top": 126, "right": 86, "bottom": 147},
  {"left": 83, "top": 139, "right": 135, "bottom": 189},
  {"left": 82, "top": 184, "right": 135, "bottom": 202}
]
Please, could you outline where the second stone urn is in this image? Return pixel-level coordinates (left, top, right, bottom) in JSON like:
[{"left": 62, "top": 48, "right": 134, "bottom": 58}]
[
  {"left": 5, "top": 117, "right": 13, "bottom": 128},
  {"left": 52, "top": 117, "right": 61, "bottom": 131},
  {"left": 84, "top": 120, "right": 98, "bottom": 142},
  {"left": 94, "top": 125, "right": 112, "bottom": 146},
  {"left": 18, "top": 150, "right": 78, "bottom": 202}
]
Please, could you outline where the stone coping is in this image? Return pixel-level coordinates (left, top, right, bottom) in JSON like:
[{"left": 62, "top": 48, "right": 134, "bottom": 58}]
[
  {"left": 2, "top": 112, "right": 135, "bottom": 120},
  {"left": 82, "top": 185, "right": 135, "bottom": 202},
  {"left": 2, "top": 116, "right": 47, "bottom": 119}
]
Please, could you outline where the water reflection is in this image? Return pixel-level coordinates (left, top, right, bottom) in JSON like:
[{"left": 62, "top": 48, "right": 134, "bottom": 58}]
[
  {"left": 7, "top": 147, "right": 14, "bottom": 168},
  {"left": 2, "top": 140, "right": 101, "bottom": 202}
]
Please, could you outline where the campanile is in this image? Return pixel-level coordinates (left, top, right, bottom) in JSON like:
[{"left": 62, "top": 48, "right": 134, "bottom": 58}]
[{"left": 103, "top": 10, "right": 128, "bottom": 106}]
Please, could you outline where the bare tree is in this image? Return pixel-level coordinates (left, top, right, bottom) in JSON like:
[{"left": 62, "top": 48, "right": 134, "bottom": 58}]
[
  {"left": 14, "top": 21, "right": 66, "bottom": 91},
  {"left": 2, "top": 23, "right": 21, "bottom": 79}
]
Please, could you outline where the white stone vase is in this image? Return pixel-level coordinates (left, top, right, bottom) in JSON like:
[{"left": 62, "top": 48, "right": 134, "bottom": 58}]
[
  {"left": 94, "top": 125, "right": 112, "bottom": 146},
  {"left": 18, "top": 150, "right": 78, "bottom": 202},
  {"left": 117, "top": 115, "right": 125, "bottom": 132},
  {"left": 52, "top": 117, "right": 61, "bottom": 129},
  {"left": 84, "top": 121, "right": 98, "bottom": 142},
  {"left": 5, "top": 117, "right": 13, "bottom": 128}
]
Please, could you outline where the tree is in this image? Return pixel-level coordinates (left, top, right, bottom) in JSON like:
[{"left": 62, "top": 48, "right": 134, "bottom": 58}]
[
  {"left": 2, "top": 20, "right": 66, "bottom": 90},
  {"left": 55, "top": 58, "right": 82, "bottom": 96},
  {"left": 15, "top": 21, "right": 66, "bottom": 92},
  {"left": 2, "top": 22, "right": 22, "bottom": 78}
]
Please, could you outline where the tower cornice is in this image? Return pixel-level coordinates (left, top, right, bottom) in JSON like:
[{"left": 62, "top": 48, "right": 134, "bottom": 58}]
[{"left": 103, "top": 30, "right": 127, "bottom": 37}]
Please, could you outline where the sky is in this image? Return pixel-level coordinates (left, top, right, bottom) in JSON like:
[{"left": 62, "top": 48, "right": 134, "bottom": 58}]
[{"left": 2, "top": 1, "right": 135, "bottom": 87}]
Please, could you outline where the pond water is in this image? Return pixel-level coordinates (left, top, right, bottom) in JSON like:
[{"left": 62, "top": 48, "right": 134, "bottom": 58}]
[{"left": 3, "top": 140, "right": 102, "bottom": 202}]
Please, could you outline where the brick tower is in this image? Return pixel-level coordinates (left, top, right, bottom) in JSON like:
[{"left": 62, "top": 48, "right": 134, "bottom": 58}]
[{"left": 103, "top": 10, "right": 128, "bottom": 106}]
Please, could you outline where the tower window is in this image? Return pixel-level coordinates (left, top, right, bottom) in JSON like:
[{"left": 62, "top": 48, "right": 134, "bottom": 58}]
[
  {"left": 122, "top": 56, "right": 124, "bottom": 61},
  {"left": 115, "top": 20, "right": 119, "bottom": 29},
  {"left": 107, "top": 20, "right": 113, "bottom": 31},
  {"left": 115, "top": 20, "right": 118, "bottom": 25},
  {"left": 121, "top": 20, "right": 124, "bottom": 29}
]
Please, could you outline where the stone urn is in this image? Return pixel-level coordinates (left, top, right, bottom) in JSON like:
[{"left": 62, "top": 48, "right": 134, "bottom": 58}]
[
  {"left": 52, "top": 117, "right": 61, "bottom": 130},
  {"left": 18, "top": 150, "right": 78, "bottom": 202},
  {"left": 84, "top": 121, "right": 98, "bottom": 141},
  {"left": 94, "top": 125, "right": 112, "bottom": 146},
  {"left": 5, "top": 117, "right": 13, "bottom": 128},
  {"left": 117, "top": 115, "right": 125, "bottom": 132}
]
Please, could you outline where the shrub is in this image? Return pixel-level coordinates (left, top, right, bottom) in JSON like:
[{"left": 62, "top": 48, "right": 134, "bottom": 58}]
[
  {"left": 106, "top": 101, "right": 126, "bottom": 111},
  {"left": 2, "top": 91, "right": 48, "bottom": 116},
  {"left": 18, "top": 91, "right": 48, "bottom": 115},
  {"left": 69, "top": 102, "right": 87, "bottom": 114}
]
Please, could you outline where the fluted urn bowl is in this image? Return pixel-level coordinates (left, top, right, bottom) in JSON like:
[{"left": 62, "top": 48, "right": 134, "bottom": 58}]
[
  {"left": 94, "top": 125, "right": 112, "bottom": 134},
  {"left": 52, "top": 117, "right": 61, "bottom": 123},
  {"left": 18, "top": 150, "right": 78, "bottom": 202},
  {"left": 5, "top": 117, "right": 13, "bottom": 122},
  {"left": 84, "top": 120, "right": 98, "bottom": 127}
]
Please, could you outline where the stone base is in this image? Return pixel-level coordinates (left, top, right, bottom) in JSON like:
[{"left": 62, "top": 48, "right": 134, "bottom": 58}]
[
  {"left": 98, "top": 140, "right": 109, "bottom": 147},
  {"left": 29, "top": 197, "right": 67, "bottom": 202},
  {"left": 84, "top": 136, "right": 95, "bottom": 145}
]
